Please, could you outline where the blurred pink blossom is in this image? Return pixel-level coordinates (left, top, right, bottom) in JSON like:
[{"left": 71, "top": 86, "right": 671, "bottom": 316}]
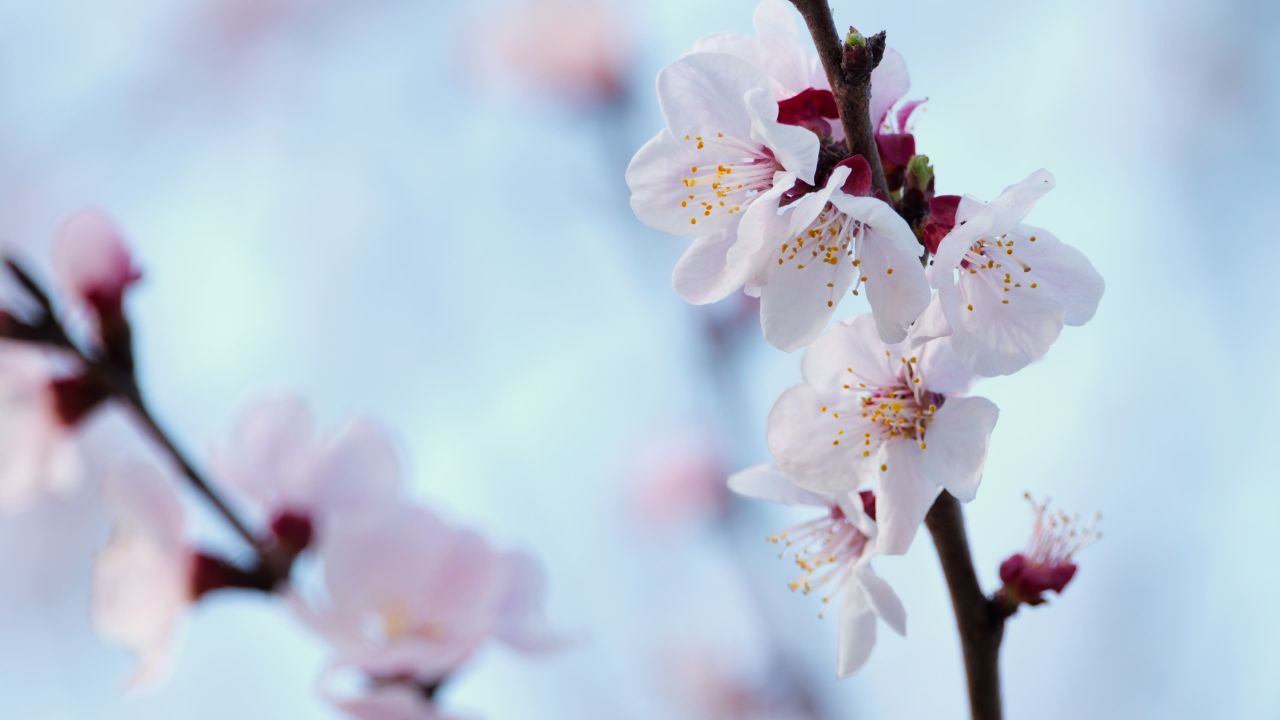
[
  {"left": 628, "top": 426, "right": 729, "bottom": 526},
  {"left": 210, "top": 396, "right": 403, "bottom": 544},
  {"left": 481, "top": 0, "right": 630, "bottom": 105},
  {"left": 0, "top": 348, "right": 88, "bottom": 511},
  {"left": 51, "top": 209, "right": 141, "bottom": 328},
  {"left": 297, "top": 504, "right": 559, "bottom": 712},
  {"left": 91, "top": 461, "right": 191, "bottom": 690}
]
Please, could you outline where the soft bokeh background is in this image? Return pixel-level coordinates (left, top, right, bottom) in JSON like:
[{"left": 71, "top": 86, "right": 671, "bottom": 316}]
[{"left": 1, "top": 0, "right": 1277, "bottom": 718}]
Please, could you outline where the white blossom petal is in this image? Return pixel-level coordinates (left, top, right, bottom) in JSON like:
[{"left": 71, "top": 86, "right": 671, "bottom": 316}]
[
  {"left": 919, "top": 396, "right": 999, "bottom": 502},
  {"left": 837, "top": 588, "right": 877, "bottom": 677},
  {"left": 829, "top": 192, "right": 930, "bottom": 343},
  {"left": 874, "top": 441, "right": 941, "bottom": 555},
  {"left": 727, "top": 464, "right": 832, "bottom": 507}
]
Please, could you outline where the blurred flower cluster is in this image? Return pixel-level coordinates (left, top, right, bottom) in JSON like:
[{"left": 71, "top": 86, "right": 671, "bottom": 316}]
[{"left": 0, "top": 212, "right": 558, "bottom": 719}]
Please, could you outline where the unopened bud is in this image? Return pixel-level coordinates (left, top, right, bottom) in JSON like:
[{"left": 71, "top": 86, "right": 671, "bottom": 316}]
[
  {"left": 845, "top": 27, "right": 866, "bottom": 49},
  {"left": 269, "top": 510, "right": 315, "bottom": 557},
  {"left": 906, "top": 154, "right": 934, "bottom": 191}
]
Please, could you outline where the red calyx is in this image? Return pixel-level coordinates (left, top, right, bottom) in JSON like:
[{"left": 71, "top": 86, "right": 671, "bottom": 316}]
[
  {"left": 834, "top": 155, "right": 874, "bottom": 197},
  {"left": 858, "top": 490, "right": 877, "bottom": 521},
  {"left": 190, "top": 552, "right": 269, "bottom": 599},
  {"left": 921, "top": 195, "right": 961, "bottom": 255},
  {"left": 50, "top": 374, "right": 111, "bottom": 427},
  {"left": 777, "top": 88, "right": 839, "bottom": 137},
  {"left": 874, "top": 133, "right": 916, "bottom": 193},
  {"left": 269, "top": 510, "right": 315, "bottom": 556},
  {"left": 997, "top": 552, "right": 1078, "bottom": 609}
]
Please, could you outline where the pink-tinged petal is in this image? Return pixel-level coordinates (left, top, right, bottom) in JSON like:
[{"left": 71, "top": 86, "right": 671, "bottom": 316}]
[
  {"left": 919, "top": 396, "right": 998, "bottom": 502},
  {"left": 671, "top": 230, "right": 741, "bottom": 305},
  {"left": 929, "top": 198, "right": 993, "bottom": 289},
  {"left": 626, "top": 130, "right": 737, "bottom": 238},
  {"left": 746, "top": 87, "right": 819, "bottom": 183},
  {"left": 855, "top": 563, "right": 906, "bottom": 636},
  {"left": 758, "top": 167, "right": 854, "bottom": 351},
  {"left": 836, "top": 589, "right": 877, "bottom": 677},
  {"left": 828, "top": 193, "right": 931, "bottom": 343},
  {"left": 987, "top": 169, "right": 1056, "bottom": 231},
  {"left": 308, "top": 419, "right": 403, "bottom": 515},
  {"left": 801, "top": 313, "right": 898, "bottom": 391},
  {"left": 727, "top": 464, "right": 832, "bottom": 508},
  {"left": 940, "top": 273, "right": 1065, "bottom": 376},
  {"left": 212, "top": 395, "right": 318, "bottom": 508},
  {"left": 735, "top": 172, "right": 797, "bottom": 293},
  {"left": 688, "top": 31, "right": 758, "bottom": 62},
  {"left": 52, "top": 208, "right": 140, "bottom": 315},
  {"left": 874, "top": 441, "right": 941, "bottom": 555},
  {"left": 93, "top": 462, "right": 189, "bottom": 691},
  {"left": 868, "top": 47, "right": 909, "bottom": 130},
  {"left": 0, "top": 351, "right": 82, "bottom": 511},
  {"left": 767, "top": 385, "right": 874, "bottom": 494},
  {"left": 895, "top": 98, "right": 927, "bottom": 131},
  {"left": 909, "top": 294, "right": 951, "bottom": 346},
  {"left": 657, "top": 52, "right": 768, "bottom": 142},
  {"left": 912, "top": 333, "right": 973, "bottom": 396},
  {"left": 494, "top": 551, "right": 563, "bottom": 653},
  {"left": 1012, "top": 225, "right": 1105, "bottom": 326},
  {"left": 751, "top": 0, "right": 813, "bottom": 93}
]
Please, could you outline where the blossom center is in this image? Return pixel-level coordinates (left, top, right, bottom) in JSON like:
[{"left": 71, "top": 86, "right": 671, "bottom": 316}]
[
  {"left": 767, "top": 504, "right": 868, "bottom": 615},
  {"left": 960, "top": 233, "right": 1042, "bottom": 309},
  {"left": 824, "top": 355, "right": 943, "bottom": 456},
  {"left": 677, "top": 133, "right": 778, "bottom": 227},
  {"left": 775, "top": 204, "right": 875, "bottom": 307}
]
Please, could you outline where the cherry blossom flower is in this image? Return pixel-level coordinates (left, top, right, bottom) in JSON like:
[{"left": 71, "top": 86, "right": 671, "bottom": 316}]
[
  {"left": 996, "top": 493, "right": 1100, "bottom": 610},
  {"left": 51, "top": 208, "right": 141, "bottom": 332},
  {"left": 210, "top": 397, "right": 403, "bottom": 546},
  {"left": 743, "top": 158, "right": 930, "bottom": 350},
  {"left": 766, "top": 313, "right": 999, "bottom": 554},
  {"left": 925, "top": 170, "right": 1105, "bottom": 376},
  {"left": 0, "top": 347, "right": 102, "bottom": 511},
  {"left": 298, "top": 505, "right": 558, "bottom": 710},
  {"left": 729, "top": 465, "right": 904, "bottom": 676},
  {"left": 92, "top": 461, "right": 192, "bottom": 690},
  {"left": 626, "top": 51, "right": 820, "bottom": 241}
]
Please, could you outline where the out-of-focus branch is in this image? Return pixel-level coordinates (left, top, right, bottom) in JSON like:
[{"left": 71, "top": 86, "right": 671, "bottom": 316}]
[
  {"left": 4, "top": 258, "right": 292, "bottom": 586},
  {"left": 786, "top": 0, "right": 890, "bottom": 199},
  {"left": 925, "top": 492, "right": 1006, "bottom": 720}
]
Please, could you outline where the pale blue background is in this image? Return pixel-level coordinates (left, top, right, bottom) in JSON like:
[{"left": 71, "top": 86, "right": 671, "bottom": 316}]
[{"left": 0, "top": 0, "right": 1276, "bottom": 718}]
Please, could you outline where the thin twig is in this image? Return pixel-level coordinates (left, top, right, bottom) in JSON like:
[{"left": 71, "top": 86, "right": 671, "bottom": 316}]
[
  {"left": 925, "top": 492, "right": 1005, "bottom": 720},
  {"left": 4, "top": 258, "right": 290, "bottom": 585},
  {"left": 786, "top": 0, "right": 891, "bottom": 199}
]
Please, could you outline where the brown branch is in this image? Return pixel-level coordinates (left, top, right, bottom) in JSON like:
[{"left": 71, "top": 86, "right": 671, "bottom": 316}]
[
  {"left": 786, "top": 0, "right": 891, "bottom": 199},
  {"left": 925, "top": 492, "right": 1006, "bottom": 720}
]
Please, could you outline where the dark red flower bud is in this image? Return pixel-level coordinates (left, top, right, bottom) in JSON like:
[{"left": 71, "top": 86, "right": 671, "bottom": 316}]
[
  {"left": 269, "top": 510, "right": 315, "bottom": 556},
  {"left": 190, "top": 552, "right": 262, "bottom": 599},
  {"left": 50, "top": 374, "right": 111, "bottom": 426}
]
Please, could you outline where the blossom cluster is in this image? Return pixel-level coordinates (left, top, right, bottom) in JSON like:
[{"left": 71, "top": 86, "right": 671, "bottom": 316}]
[
  {"left": 0, "top": 211, "right": 557, "bottom": 718},
  {"left": 627, "top": 0, "right": 1103, "bottom": 675}
]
